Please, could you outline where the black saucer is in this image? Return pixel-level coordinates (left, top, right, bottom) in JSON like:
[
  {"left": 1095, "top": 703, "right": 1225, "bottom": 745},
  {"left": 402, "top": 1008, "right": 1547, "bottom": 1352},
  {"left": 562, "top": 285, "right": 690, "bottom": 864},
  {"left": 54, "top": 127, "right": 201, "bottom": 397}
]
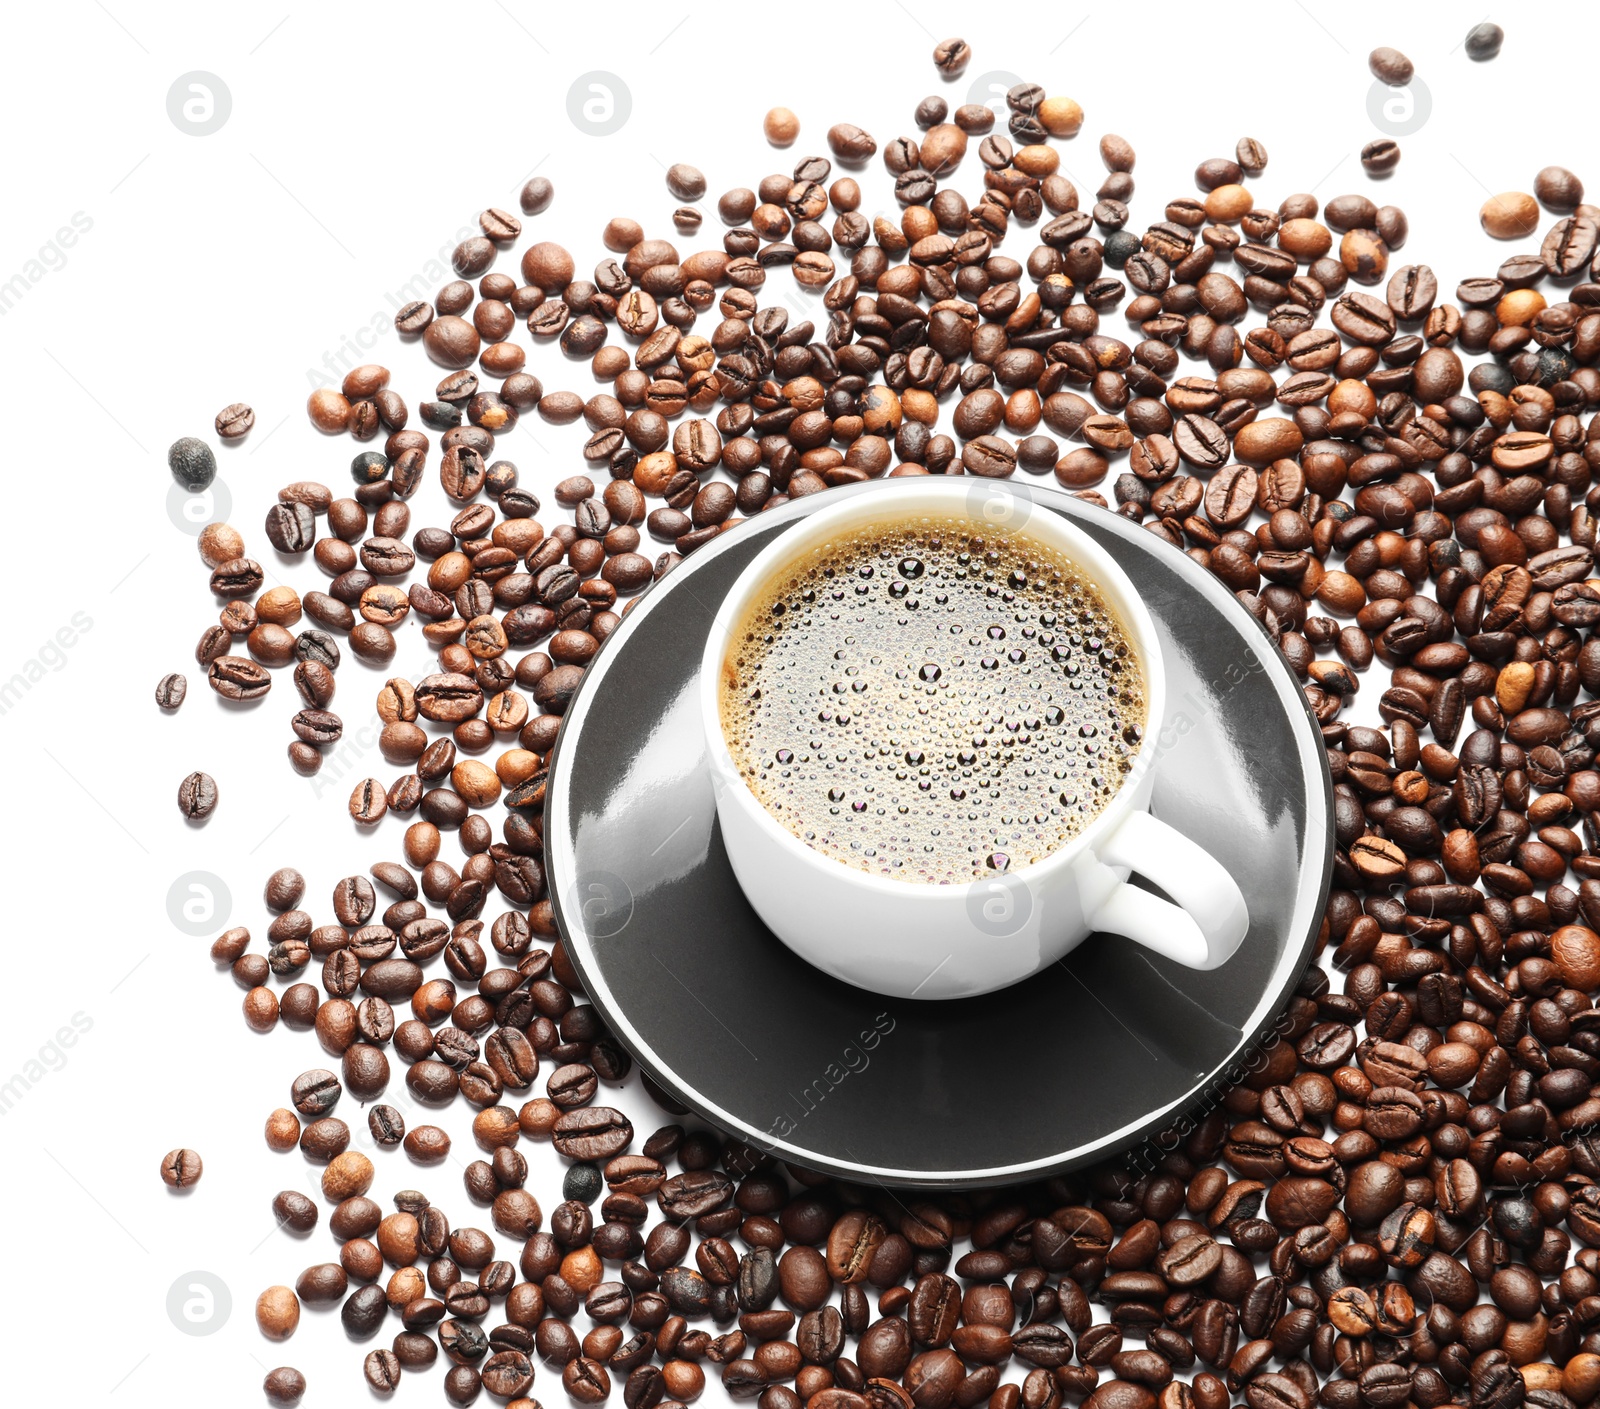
[{"left": 547, "top": 481, "right": 1332, "bottom": 1188}]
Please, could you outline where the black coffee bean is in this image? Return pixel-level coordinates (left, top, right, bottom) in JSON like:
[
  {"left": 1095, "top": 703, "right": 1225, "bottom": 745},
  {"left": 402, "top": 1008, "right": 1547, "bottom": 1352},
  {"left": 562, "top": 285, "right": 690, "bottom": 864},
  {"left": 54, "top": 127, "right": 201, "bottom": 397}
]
[
  {"left": 168, "top": 437, "right": 216, "bottom": 491},
  {"left": 342, "top": 1284, "right": 388, "bottom": 1338},
  {"left": 265, "top": 502, "right": 316, "bottom": 553}
]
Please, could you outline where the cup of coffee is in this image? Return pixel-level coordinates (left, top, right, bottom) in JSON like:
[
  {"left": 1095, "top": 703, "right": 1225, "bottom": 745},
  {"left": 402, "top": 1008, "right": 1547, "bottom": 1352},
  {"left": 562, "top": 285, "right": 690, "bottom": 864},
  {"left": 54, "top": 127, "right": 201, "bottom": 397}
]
[{"left": 699, "top": 480, "right": 1248, "bottom": 999}]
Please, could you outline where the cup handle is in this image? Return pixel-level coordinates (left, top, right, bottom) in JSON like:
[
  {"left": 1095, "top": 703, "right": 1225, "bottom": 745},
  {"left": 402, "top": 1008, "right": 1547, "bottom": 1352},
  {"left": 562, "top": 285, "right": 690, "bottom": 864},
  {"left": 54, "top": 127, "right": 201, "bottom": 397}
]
[{"left": 1087, "top": 810, "right": 1249, "bottom": 970}]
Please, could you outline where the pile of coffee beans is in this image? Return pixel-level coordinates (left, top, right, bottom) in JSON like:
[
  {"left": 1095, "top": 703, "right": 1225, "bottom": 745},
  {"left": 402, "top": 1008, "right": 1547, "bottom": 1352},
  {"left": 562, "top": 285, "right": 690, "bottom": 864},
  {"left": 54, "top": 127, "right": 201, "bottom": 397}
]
[{"left": 160, "top": 30, "right": 1600, "bottom": 1409}]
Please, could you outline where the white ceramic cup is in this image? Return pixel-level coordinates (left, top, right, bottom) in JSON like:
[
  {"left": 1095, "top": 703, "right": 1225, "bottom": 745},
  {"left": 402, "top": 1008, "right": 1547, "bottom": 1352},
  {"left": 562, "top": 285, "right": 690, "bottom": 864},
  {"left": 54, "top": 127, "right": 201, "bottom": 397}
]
[{"left": 700, "top": 481, "right": 1249, "bottom": 1000}]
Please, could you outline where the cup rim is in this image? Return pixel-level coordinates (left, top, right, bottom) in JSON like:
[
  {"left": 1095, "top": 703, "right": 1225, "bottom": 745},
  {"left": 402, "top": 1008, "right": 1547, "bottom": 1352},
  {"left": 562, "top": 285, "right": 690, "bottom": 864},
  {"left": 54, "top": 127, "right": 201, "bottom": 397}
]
[{"left": 698, "top": 479, "right": 1168, "bottom": 896}]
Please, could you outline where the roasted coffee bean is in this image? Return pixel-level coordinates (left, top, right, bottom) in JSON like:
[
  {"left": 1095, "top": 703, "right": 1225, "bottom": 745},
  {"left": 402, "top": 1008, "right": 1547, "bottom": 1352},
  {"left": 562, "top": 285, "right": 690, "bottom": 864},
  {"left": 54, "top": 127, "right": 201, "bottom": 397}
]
[
  {"left": 933, "top": 38, "right": 970, "bottom": 77},
  {"left": 177, "top": 771, "right": 218, "bottom": 820},
  {"left": 273, "top": 1189, "right": 318, "bottom": 1232},
  {"left": 160, "top": 1147, "right": 203, "bottom": 1188},
  {"left": 208, "top": 655, "right": 270, "bottom": 701},
  {"left": 363, "top": 1348, "right": 401, "bottom": 1394},
  {"left": 367, "top": 1104, "right": 405, "bottom": 1146},
  {"left": 290, "top": 1069, "right": 341, "bottom": 1117},
  {"left": 1368, "top": 47, "right": 1414, "bottom": 85},
  {"left": 266, "top": 502, "right": 316, "bottom": 553},
  {"left": 553, "top": 1107, "right": 633, "bottom": 1160},
  {"left": 1465, "top": 23, "right": 1503, "bottom": 60},
  {"left": 155, "top": 672, "right": 187, "bottom": 709},
  {"left": 263, "top": 1367, "right": 306, "bottom": 1404},
  {"left": 342, "top": 1284, "right": 388, "bottom": 1338},
  {"left": 1361, "top": 139, "right": 1400, "bottom": 178}
]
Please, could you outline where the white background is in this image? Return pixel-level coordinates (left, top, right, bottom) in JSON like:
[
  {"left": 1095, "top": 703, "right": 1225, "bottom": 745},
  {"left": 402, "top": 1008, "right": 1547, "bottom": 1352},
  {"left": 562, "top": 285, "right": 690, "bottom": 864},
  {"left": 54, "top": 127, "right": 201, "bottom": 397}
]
[{"left": 0, "top": 2, "right": 1580, "bottom": 1404}]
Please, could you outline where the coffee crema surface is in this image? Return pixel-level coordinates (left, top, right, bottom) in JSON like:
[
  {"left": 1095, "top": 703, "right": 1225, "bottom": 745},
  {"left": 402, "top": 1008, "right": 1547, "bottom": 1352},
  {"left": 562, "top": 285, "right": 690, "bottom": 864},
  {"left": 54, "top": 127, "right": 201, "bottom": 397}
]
[{"left": 719, "top": 515, "right": 1147, "bottom": 883}]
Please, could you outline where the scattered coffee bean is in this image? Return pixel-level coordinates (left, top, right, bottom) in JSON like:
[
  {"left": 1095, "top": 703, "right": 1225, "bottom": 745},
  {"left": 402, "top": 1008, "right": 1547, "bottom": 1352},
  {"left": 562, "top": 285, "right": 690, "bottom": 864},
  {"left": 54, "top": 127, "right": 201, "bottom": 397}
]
[
  {"left": 168, "top": 436, "right": 216, "bottom": 492},
  {"left": 208, "top": 656, "right": 270, "bottom": 702},
  {"left": 665, "top": 164, "right": 705, "bottom": 201},
  {"left": 369, "top": 1105, "right": 406, "bottom": 1146},
  {"left": 256, "top": 1285, "right": 300, "bottom": 1340},
  {"left": 764, "top": 107, "right": 799, "bottom": 147},
  {"left": 364, "top": 1348, "right": 401, "bottom": 1393},
  {"left": 159, "top": 1148, "right": 202, "bottom": 1188},
  {"left": 262, "top": 1367, "right": 306, "bottom": 1405},
  {"left": 264, "top": 1108, "right": 300, "bottom": 1151},
  {"left": 306, "top": 388, "right": 351, "bottom": 432},
  {"left": 272, "top": 1189, "right": 318, "bottom": 1233},
  {"left": 932, "top": 38, "right": 970, "bottom": 78},
  {"left": 1368, "top": 46, "right": 1414, "bottom": 85},
  {"left": 215, "top": 402, "right": 255, "bottom": 440},
  {"left": 1361, "top": 138, "right": 1400, "bottom": 178},
  {"left": 1535, "top": 164, "right": 1583, "bottom": 211},
  {"left": 1236, "top": 136, "right": 1267, "bottom": 176},
  {"left": 520, "top": 177, "right": 553, "bottom": 215},
  {"left": 177, "top": 771, "right": 218, "bottom": 821},
  {"left": 1465, "top": 22, "right": 1503, "bottom": 60},
  {"left": 1481, "top": 190, "right": 1540, "bottom": 238}
]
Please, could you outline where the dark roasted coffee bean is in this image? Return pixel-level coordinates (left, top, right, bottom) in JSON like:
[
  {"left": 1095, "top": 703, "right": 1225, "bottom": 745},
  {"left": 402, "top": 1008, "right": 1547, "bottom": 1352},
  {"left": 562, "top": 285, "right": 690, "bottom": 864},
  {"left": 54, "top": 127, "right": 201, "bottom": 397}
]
[
  {"left": 342, "top": 1284, "right": 388, "bottom": 1338},
  {"left": 266, "top": 502, "right": 316, "bottom": 553},
  {"left": 290, "top": 1069, "right": 341, "bottom": 1117}
]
